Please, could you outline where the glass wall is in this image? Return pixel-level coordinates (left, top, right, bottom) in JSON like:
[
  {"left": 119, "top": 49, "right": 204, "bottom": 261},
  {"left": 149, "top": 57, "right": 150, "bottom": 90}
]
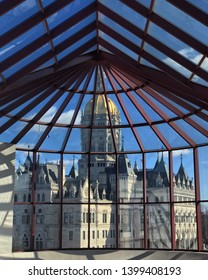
[{"left": 12, "top": 145, "right": 208, "bottom": 251}]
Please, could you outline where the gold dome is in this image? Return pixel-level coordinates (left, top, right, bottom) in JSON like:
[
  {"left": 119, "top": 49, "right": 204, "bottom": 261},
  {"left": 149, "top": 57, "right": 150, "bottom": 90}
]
[{"left": 84, "top": 95, "right": 119, "bottom": 115}]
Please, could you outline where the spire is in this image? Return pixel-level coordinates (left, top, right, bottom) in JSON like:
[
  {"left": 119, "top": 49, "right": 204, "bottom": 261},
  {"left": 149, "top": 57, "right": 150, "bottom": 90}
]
[
  {"left": 134, "top": 160, "right": 139, "bottom": 174},
  {"left": 68, "top": 156, "right": 78, "bottom": 179},
  {"left": 121, "top": 135, "right": 125, "bottom": 151},
  {"left": 180, "top": 153, "right": 183, "bottom": 165},
  {"left": 96, "top": 67, "right": 104, "bottom": 92}
]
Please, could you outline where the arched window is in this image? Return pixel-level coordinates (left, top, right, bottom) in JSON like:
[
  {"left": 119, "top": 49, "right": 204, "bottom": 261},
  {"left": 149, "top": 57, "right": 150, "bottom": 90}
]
[
  {"left": 28, "top": 194, "right": 31, "bottom": 202},
  {"left": 42, "top": 193, "right": 45, "bottom": 202},
  {"left": 22, "top": 233, "right": 29, "bottom": 249},
  {"left": 23, "top": 194, "right": 26, "bottom": 202},
  {"left": 35, "top": 234, "right": 43, "bottom": 250},
  {"left": 14, "top": 194, "right": 18, "bottom": 202},
  {"left": 37, "top": 193, "right": 40, "bottom": 202}
]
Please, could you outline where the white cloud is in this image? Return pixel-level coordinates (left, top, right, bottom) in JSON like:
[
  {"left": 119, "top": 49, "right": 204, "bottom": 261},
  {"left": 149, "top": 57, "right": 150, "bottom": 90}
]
[{"left": 172, "top": 149, "right": 191, "bottom": 157}]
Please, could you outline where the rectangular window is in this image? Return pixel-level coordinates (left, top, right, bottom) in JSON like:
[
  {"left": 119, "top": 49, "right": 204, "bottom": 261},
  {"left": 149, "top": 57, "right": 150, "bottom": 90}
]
[
  {"left": 97, "top": 230, "right": 99, "bottom": 239},
  {"left": 69, "top": 212, "right": 73, "bottom": 224},
  {"left": 64, "top": 212, "right": 68, "bottom": 224},
  {"left": 69, "top": 231, "right": 73, "bottom": 240},
  {"left": 92, "top": 230, "right": 95, "bottom": 239},
  {"left": 83, "top": 212, "right": 85, "bottom": 223},
  {"left": 83, "top": 231, "right": 85, "bottom": 240},
  {"left": 102, "top": 230, "right": 105, "bottom": 238},
  {"left": 103, "top": 213, "right": 107, "bottom": 223}
]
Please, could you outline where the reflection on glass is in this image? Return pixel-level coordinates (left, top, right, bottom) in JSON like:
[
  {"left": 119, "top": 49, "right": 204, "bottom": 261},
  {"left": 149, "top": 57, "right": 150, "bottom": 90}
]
[
  {"left": 174, "top": 203, "right": 197, "bottom": 250},
  {"left": 147, "top": 204, "right": 171, "bottom": 249},
  {"left": 119, "top": 205, "right": 144, "bottom": 248}
]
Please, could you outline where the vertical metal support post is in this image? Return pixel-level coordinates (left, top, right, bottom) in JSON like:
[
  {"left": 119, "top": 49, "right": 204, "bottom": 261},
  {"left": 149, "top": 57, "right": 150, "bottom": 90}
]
[
  {"left": 194, "top": 147, "right": 202, "bottom": 251},
  {"left": 169, "top": 150, "right": 176, "bottom": 250}
]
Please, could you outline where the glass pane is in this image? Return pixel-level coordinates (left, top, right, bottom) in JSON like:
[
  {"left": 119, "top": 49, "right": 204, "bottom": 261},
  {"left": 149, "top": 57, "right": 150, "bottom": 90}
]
[
  {"left": 119, "top": 205, "right": 144, "bottom": 248},
  {"left": 155, "top": 123, "right": 189, "bottom": 148},
  {"left": 144, "top": 43, "right": 192, "bottom": 78},
  {"left": 62, "top": 204, "right": 88, "bottom": 249},
  {"left": 146, "top": 152, "right": 170, "bottom": 202},
  {"left": 148, "top": 23, "right": 202, "bottom": 65},
  {"left": 13, "top": 205, "right": 33, "bottom": 251},
  {"left": 99, "top": 32, "right": 138, "bottom": 61},
  {"left": 200, "top": 203, "right": 208, "bottom": 251},
  {"left": 39, "top": 127, "right": 67, "bottom": 151},
  {"left": 99, "top": 13, "right": 142, "bottom": 47},
  {"left": 120, "top": 128, "right": 141, "bottom": 151},
  {"left": 172, "top": 149, "right": 195, "bottom": 202},
  {"left": 34, "top": 204, "right": 60, "bottom": 250},
  {"left": 89, "top": 154, "right": 116, "bottom": 202},
  {"left": 174, "top": 203, "right": 197, "bottom": 250},
  {"left": 135, "top": 126, "right": 164, "bottom": 151},
  {"left": 64, "top": 128, "right": 86, "bottom": 152},
  {"left": 154, "top": 0, "right": 208, "bottom": 44},
  {"left": 0, "top": 0, "right": 39, "bottom": 35},
  {"left": 198, "top": 146, "right": 208, "bottom": 200},
  {"left": 147, "top": 204, "right": 171, "bottom": 249},
  {"left": 100, "top": 0, "right": 147, "bottom": 30},
  {"left": 174, "top": 119, "right": 208, "bottom": 144},
  {"left": 187, "top": 0, "right": 208, "bottom": 13},
  {"left": 0, "top": 23, "right": 45, "bottom": 62},
  {"left": 118, "top": 153, "right": 143, "bottom": 203},
  {"left": 47, "top": 0, "right": 94, "bottom": 28},
  {"left": 90, "top": 204, "right": 116, "bottom": 249}
]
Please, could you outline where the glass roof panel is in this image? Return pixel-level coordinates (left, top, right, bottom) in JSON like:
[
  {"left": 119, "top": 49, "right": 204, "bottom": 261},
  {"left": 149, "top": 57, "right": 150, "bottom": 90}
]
[
  {"left": 56, "top": 93, "right": 81, "bottom": 125},
  {"left": 135, "top": 126, "right": 164, "bottom": 151},
  {"left": 23, "top": 90, "right": 59, "bottom": 120},
  {"left": 186, "top": 0, "right": 208, "bottom": 13},
  {"left": 65, "top": 128, "right": 88, "bottom": 152},
  {"left": 148, "top": 23, "right": 203, "bottom": 65},
  {"left": 99, "top": 32, "right": 138, "bottom": 61},
  {"left": 99, "top": 0, "right": 147, "bottom": 30},
  {"left": 155, "top": 123, "right": 189, "bottom": 148},
  {"left": 0, "top": 23, "right": 46, "bottom": 62},
  {"left": 57, "top": 31, "right": 96, "bottom": 60},
  {"left": 119, "top": 93, "right": 146, "bottom": 124},
  {"left": 120, "top": 128, "right": 141, "bottom": 151},
  {"left": 3, "top": 43, "right": 51, "bottom": 78},
  {"left": 47, "top": 0, "right": 94, "bottom": 29},
  {"left": 39, "top": 127, "right": 68, "bottom": 151},
  {"left": 16, "top": 124, "right": 48, "bottom": 149},
  {"left": 106, "top": 94, "right": 129, "bottom": 125},
  {"left": 140, "top": 90, "right": 177, "bottom": 119},
  {"left": 189, "top": 115, "right": 208, "bottom": 131},
  {"left": 144, "top": 43, "right": 192, "bottom": 78},
  {"left": 42, "top": 0, "right": 56, "bottom": 8},
  {"left": 200, "top": 58, "right": 208, "bottom": 72},
  {"left": 53, "top": 14, "right": 96, "bottom": 47},
  {"left": 99, "top": 13, "right": 142, "bottom": 47},
  {"left": 0, "top": 0, "right": 39, "bottom": 35},
  {"left": 0, "top": 120, "right": 28, "bottom": 143},
  {"left": 136, "top": 0, "right": 151, "bottom": 8},
  {"left": 131, "top": 92, "right": 163, "bottom": 122},
  {"left": 35, "top": 58, "right": 56, "bottom": 71},
  {"left": 192, "top": 75, "right": 208, "bottom": 87},
  {"left": 174, "top": 120, "right": 208, "bottom": 144},
  {"left": 154, "top": 0, "right": 208, "bottom": 44},
  {"left": 140, "top": 58, "right": 160, "bottom": 70}
]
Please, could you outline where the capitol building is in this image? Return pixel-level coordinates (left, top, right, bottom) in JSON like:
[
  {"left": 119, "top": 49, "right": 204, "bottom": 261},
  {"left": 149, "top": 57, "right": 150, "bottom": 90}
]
[{"left": 12, "top": 74, "right": 197, "bottom": 251}]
